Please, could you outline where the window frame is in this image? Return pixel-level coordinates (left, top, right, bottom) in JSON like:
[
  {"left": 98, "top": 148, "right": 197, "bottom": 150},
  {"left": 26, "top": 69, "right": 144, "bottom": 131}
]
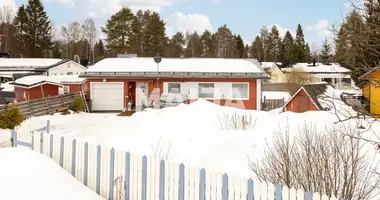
[
  {"left": 197, "top": 82, "right": 215, "bottom": 99},
  {"left": 230, "top": 82, "right": 250, "bottom": 100},
  {"left": 67, "top": 72, "right": 74, "bottom": 75},
  {"left": 63, "top": 86, "right": 70, "bottom": 94},
  {"left": 166, "top": 82, "right": 182, "bottom": 94}
]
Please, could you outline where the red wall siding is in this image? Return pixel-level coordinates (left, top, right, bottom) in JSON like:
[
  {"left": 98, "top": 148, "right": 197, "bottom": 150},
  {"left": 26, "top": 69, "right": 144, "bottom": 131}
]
[
  {"left": 86, "top": 78, "right": 258, "bottom": 110},
  {"left": 15, "top": 84, "right": 60, "bottom": 102},
  {"left": 285, "top": 89, "right": 318, "bottom": 113},
  {"left": 64, "top": 83, "right": 87, "bottom": 93}
]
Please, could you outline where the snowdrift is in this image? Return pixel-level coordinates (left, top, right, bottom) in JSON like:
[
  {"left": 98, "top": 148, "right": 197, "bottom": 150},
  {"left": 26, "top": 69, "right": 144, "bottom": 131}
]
[{"left": 0, "top": 148, "right": 105, "bottom": 200}]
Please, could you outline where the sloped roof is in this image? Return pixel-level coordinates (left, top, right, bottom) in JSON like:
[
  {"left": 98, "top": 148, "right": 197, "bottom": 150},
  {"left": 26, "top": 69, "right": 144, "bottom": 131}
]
[
  {"left": 0, "top": 59, "right": 72, "bottom": 71},
  {"left": 283, "top": 83, "right": 329, "bottom": 110},
  {"left": 302, "top": 83, "right": 329, "bottom": 110},
  {"left": 358, "top": 66, "right": 380, "bottom": 80},
  {"left": 281, "top": 63, "right": 351, "bottom": 74},
  {"left": 11, "top": 75, "right": 86, "bottom": 88},
  {"left": 82, "top": 57, "right": 269, "bottom": 79}
]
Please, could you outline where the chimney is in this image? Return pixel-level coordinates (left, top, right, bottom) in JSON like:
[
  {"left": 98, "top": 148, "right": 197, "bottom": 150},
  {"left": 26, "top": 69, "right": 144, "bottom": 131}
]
[{"left": 313, "top": 59, "right": 316, "bottom": 66}]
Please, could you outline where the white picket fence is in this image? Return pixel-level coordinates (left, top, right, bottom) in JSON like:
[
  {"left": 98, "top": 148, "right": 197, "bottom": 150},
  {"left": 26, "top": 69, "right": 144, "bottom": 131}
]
[{"left": 11, "top": 128, "right": 340, "bottom": 200}]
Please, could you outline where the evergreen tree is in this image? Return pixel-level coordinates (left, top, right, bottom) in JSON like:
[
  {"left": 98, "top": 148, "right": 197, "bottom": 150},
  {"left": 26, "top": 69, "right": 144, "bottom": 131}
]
[
  {"left": 214, "top": 25, "right": 234, "bottom": 58},
  {"left": 244, "top": 44, "right": 249, "bottom": 58},
  {"left": 335, "top": 25, "right": 348, "bottom": 63},
  {"left": 51, "top": 40, "right": 63, "bottom": 58},
  {"left": 143, "top": 12, "right": 167, "bottom": 56},
  {"left": 94, "top": 39, "right": 105, "bottom": 62},
  {"left": 320, "top": 38, "right": 332, "bottom": 63},
  {"left": 305, "top": 43, "right": 312, "bottom": 62},
  {"left": 185, "top": 32, "right": 202, "bottom": 57},
  {"left": 294, "top": 24, "right": 307, "bottom": 62},
  {"left": 250, "top": 36, "right": 264, "bottom": 60},
  {"left": 101, "top": 7, "right": 135, "bottom": 56},
  {"left": 167, "top": 32, "right": 186, "bottom": 57},
  {"left": 260, "top": 26, "right": 270, "bottom": 61},
  {"left": 268, "top": 25, "right": 282, "bottom": 61},
  {"left": 129, "top": 15, "right": 142, "bottom": 56},
  {"left": 234, "top": 34, "right": 245, "bottom": 58},
  {"left": 24, "top": 0, "right": 52, "bottom": 57},
  {"left": 13, "top": 5, "right": 28, "bottom": 57},
  {"left": 282, "top": 31, "right": 294, "bottom": 62},
  {"left": 200, "top": 30, "right": 215, "bottom": 57}
]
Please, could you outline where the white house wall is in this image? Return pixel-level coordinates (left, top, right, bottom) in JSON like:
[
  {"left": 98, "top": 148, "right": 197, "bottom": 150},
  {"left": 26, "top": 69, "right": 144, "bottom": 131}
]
[{"left": 48, "top": 61, "right": 87, "bottom": 76}]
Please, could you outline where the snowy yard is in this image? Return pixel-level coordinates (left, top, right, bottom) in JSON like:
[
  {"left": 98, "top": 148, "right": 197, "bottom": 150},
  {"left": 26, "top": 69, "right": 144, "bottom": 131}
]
[
  {"left": 4, "top": 96, "right": 379, "bottom": 179},
  {"left": 0, "top": 148, "right": 104, "bottom": 200}
]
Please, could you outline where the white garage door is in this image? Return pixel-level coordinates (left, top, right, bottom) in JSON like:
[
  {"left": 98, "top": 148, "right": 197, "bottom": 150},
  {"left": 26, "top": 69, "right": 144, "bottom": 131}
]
[{"left": 91, "top": 82, "right": 124, "bottom": 111}]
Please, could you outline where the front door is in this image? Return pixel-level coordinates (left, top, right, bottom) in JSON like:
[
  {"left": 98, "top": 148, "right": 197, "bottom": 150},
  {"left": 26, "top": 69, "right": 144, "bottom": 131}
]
[{"left": 136, "top": 82, "right": 149, "bottom": 111}]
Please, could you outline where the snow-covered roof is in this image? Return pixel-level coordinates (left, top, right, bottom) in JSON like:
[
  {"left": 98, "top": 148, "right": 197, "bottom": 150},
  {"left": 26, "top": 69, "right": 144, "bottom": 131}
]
[
  {"left": 0, "top": 82, "right": 15, "bottom": 92},
  {"left": 282, "top": 63, "right": 350, "bottom": 74},
  {"left": 260, "top": 62, "right": 281, "bottom": 69},
  {"left": 13, "top": 75, "right": 86, "bottom": 87},
  {"left": 83, "top": 58, "right": 268, "bottom": 79},
  {"left": 311, "top": 73, "right": 351, "bottom": 79},
  {"left": 0, "top": 58, "right": 67, "bottom": 71}
]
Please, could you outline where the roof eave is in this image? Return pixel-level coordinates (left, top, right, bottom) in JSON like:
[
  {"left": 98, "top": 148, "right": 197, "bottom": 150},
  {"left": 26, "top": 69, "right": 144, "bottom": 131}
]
[{"left": 79, "top": 72, "right": 270, "bottom": 79}]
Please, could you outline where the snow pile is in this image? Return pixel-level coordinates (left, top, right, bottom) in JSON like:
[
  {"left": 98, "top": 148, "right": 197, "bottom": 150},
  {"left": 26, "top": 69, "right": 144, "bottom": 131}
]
[{"left": 0, "top": 148, "right": 105, "bottom": 200}]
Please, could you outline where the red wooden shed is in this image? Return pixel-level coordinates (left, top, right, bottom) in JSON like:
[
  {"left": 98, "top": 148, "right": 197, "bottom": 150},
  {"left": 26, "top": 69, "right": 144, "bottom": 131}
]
[
  {"left": 11, "top": 75, "right": 87, "bottom": 102},
  {"left": 283, "top": 83, "right": 329, "bottom": 113}
]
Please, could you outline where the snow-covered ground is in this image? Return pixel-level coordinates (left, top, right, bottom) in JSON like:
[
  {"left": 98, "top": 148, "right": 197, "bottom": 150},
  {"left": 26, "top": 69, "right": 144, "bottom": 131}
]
[
  {"left": 0, "top": 148, "right": 104, "bottom": 200},
  {"left": 3, "top": 97, "right": 378, "bottom": 179}
]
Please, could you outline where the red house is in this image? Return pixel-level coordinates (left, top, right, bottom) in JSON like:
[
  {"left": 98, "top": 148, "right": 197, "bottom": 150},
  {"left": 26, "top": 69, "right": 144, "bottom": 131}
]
[
  {"left": 80, "top": 57, "right": 269, "bottom": 111},
  {"left": 283, "top": 83, "right": 329, "bottom": 113},
  {"left": 11, "top": 75, "right": 87, "bottom": 102}
]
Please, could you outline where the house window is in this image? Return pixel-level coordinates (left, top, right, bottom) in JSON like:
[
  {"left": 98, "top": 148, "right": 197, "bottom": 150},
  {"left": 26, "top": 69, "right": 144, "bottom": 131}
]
[
  {"left": 231, "top": 83, "right": 249, "bottom": 99},
  {"left": 198, "top": 83, "right": 214, "bottom": 98},
  {"left": 67, "top": 72, "right": 73, "bottom": 75},
  {"left": 342, "top": 78, "right": 351, "bottom": 86},
  {"left": 63, "top": 86, "right": 70, "bottom": 94},
  {"left": 322, "top": 78, "right": 332, "bottom": 84},
  {"left": 168, "top": 83, "right": 181, "bottom": 94}
]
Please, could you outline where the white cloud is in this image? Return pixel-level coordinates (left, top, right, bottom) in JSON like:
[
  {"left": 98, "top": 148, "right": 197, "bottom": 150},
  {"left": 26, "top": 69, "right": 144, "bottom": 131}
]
[
  {"left": 306, "top": 19, "right": 333, "bottom": 40},
  {"left": 166, "top": 12, "right": 213, "bottom": 37},
  {"left": 44, "top": 0, "right": 75, "bottom": 7},
  {"left": 243, "top": 40, "right": 250, "bottom": 46},
  {"left": 270, "top": 24, "right": 296, "bottom": 38}
]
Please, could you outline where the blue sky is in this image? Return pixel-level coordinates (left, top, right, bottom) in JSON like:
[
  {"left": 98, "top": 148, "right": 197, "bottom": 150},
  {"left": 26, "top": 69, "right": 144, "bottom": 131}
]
[{"left": 4, "top": 0, "right": 353, "bottom": 49}]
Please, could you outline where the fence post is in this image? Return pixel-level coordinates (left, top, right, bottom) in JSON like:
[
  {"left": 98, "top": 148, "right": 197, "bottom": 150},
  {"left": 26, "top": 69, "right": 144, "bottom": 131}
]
[
  {"left": 11, "top": 129, "right": 16, "bottom": 147},
  {"left": 199, "top": 168, "right": 206, "bottom": 200},
  {"left": 96, "top": 145, "right": 101, "bottom": 195},
  {"left": 141, "top": 156, "right": 147, "bottom": 200},
  {"left": 47, "top": 120, "right": 50, "bottom": 134},
  {"left": 40, "top": 132, "right": 44, "bottom": 154},
  {"left": 222, "top": 174, "right": 228, "bottom": 200},
  {"left": 109, "top": 148, "right": 115, "bottom": 200},
  {"left": 59, "top": 136, "right": 64, "bottom": 167},
  {"left": 247, "top": 179, "right": 254, "bottom": 200},
  {"left": 178, "top": 163, "right": 185, "bottom": 200},
  {"left": 84, "top": 142, "right": 89, "bottom": 186},
  {"left": 71, "top": 139, "right": 76, "bottom": 176},
  {"left": 159, "top": 160, "right": 165, "bottom": 200},
  {"left": 49, "top": 134, "right": 53, "bottom": 159},
  {"left": 125, "top": 152, "right": 130, "bottom": 200},
  {"left": 275, "top": 184, "right": 282, "bottom": 200}
]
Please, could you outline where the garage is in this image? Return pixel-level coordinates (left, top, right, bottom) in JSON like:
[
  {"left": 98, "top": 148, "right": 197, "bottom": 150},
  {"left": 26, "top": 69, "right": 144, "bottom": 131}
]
[{"left": 91, "top": 82, "right": 124, "bottom": 111}]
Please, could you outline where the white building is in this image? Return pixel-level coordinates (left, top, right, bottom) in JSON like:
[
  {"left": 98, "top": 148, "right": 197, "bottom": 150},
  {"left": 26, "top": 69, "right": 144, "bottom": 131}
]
[
  {"left": 0, "top": 58, "right": 87, "bottom": 82},
  {"left": 266, "top": 62, "right": 355, "bottom": 90}
]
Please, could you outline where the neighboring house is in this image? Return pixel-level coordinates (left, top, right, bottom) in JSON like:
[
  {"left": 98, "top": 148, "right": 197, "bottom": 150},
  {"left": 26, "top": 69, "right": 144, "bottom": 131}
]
[
  {"left": 0, "top": 58, "right": 87, "bottom": 82},
  {"left": 80, "top": 57, "right": 269, "bottom": 111},
  {"left": 283, "top": 83, "right": 330, "bottom": 113},
  {"left": 267, "top": 62, "right": 355, "bottom": 90},
  {"left": 359, "top": 67, "right": 380, "bottom": 117},
  {"left": 10, "top": 75, "right": 87, "bottom": 102}
]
